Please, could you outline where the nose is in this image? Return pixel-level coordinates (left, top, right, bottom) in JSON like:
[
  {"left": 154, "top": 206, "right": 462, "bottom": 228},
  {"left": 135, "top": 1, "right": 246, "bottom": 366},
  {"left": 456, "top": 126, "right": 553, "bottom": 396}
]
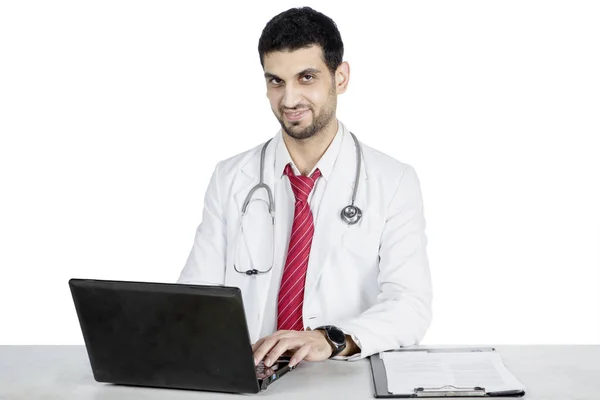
[{"left": 281, "top": 82, "right": 303, "bottom": 109}]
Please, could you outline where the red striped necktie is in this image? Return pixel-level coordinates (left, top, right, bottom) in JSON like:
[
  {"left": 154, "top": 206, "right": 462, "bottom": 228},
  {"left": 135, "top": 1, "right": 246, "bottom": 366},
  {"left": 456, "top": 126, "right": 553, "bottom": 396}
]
[{"left": 277, "top": 163, "right": 321, "bottom": 331}]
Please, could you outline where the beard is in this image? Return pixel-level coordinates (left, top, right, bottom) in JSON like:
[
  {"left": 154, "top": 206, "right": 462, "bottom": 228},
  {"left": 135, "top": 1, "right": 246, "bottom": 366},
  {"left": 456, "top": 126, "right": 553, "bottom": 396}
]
[{"left": 275, "top": 85, "right": 337, "bottom": 141}]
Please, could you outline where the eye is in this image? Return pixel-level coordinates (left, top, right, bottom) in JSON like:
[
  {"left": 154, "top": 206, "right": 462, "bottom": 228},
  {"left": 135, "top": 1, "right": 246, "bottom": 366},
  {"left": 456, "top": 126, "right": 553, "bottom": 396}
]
[
  {"left": 269, "top": 78, "right": 282, "bottom": 85},
  {"left": 302, "top": 75, "right": 314, "bottom": 82}
]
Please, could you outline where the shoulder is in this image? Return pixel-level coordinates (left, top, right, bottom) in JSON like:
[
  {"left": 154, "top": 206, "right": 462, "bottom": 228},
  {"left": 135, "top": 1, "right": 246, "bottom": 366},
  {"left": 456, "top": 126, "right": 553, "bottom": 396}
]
[
  {"left": 358, "top": 140, "right": 424, "bottom": 216},
  {"left": 220, "top": 142, "right": 263, "bottom": 168},
  {"left": 359, "top": 140, "right": 416, "bottom": 184},
  {"left": 213, "top": 141, "right": 265, "bottom": 177}
]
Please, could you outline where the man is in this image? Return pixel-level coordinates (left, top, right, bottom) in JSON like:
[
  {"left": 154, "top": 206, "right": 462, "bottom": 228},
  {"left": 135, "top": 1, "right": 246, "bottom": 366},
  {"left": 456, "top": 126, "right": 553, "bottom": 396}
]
[{"left": 177, "top": 7, "right": 432, "bottom": 368}]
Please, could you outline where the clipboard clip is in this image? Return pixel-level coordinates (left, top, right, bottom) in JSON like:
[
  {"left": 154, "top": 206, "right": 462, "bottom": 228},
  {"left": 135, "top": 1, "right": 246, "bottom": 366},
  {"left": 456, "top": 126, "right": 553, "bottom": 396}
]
[{"left": 415, "top": 385, "right": 486, "bottom": 397}]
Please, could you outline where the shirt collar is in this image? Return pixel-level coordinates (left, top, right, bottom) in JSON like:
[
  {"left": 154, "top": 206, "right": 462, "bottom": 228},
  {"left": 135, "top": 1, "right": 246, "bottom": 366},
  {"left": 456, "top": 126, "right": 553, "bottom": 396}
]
[{"left": 275, "top": 119, "right": 345, "bottom": 181}]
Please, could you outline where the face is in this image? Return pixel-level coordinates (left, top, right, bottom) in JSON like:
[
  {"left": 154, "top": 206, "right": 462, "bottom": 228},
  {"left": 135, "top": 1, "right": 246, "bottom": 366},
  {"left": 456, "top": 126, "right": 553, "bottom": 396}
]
[{"left": 263, "top": 45, "right": 348, "bottom": 140}]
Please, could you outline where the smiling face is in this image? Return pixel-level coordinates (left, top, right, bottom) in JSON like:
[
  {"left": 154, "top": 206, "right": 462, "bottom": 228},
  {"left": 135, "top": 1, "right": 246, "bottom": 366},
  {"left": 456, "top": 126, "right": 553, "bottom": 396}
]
[{"left": 263, "top": 45, "right": 348, "bottom": 141}]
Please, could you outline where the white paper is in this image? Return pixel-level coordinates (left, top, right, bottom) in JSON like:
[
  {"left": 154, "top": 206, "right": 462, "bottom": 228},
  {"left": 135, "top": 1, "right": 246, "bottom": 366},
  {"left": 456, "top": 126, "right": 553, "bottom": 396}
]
[{"left": 381, "top": 350, "right": 526, "bottom": 395}]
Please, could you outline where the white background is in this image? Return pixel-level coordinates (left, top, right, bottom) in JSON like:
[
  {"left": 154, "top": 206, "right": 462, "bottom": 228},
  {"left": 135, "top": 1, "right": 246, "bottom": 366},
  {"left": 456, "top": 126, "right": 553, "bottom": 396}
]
[{"left": 1, "top": 1, "right": 598, "bottom": 345}]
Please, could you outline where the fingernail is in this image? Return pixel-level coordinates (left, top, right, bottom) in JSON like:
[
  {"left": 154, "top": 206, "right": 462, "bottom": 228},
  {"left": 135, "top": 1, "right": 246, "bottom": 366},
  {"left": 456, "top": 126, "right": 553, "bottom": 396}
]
[
  {"left": 289, "top": 358, "right": 297, "bottom": 368},
  {"left": 264, "top": 359, "right": 271, "bottom": 367},
  {"left": 254, "top": 357, "right": 258, "bottom": 366}
]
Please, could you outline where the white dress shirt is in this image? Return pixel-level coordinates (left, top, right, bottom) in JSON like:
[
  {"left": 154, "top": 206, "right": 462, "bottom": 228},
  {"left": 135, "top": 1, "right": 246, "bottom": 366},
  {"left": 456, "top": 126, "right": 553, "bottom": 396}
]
[{"left": 259, "top": 119, "right": 345, "bottom": 339}]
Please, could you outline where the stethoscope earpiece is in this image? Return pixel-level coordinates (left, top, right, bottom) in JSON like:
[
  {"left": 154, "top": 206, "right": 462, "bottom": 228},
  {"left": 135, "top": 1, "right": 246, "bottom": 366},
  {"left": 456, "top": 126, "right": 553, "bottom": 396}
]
[{"left": 341, "top": 205, "right": 362, "bottom": 225}]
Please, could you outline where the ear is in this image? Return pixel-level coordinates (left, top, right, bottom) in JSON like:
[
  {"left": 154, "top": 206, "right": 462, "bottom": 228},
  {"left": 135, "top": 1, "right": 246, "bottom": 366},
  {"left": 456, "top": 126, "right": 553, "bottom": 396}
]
[{"left": 335, "top": 61, "right": 350, "bottom": 94}]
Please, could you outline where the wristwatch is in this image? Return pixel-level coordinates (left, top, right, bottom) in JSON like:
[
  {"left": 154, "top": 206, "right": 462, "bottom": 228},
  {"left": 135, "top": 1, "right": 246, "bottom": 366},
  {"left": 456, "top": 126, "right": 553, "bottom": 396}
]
[{"left": 315, "top": 325, "right": 347, "bottom": 357}]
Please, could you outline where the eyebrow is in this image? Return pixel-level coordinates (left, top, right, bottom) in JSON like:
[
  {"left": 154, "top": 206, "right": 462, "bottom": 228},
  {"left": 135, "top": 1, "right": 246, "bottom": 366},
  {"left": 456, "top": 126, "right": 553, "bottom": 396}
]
[{"left": 264, "top": 68, "right": 322, "bottom": 81}]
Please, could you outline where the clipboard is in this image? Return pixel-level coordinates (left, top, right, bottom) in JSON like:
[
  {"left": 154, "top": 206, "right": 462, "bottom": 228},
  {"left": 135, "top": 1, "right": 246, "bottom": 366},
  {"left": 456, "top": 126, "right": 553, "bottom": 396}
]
[{"left": 369, "top": 347, "right": 526, "bottom": 398}]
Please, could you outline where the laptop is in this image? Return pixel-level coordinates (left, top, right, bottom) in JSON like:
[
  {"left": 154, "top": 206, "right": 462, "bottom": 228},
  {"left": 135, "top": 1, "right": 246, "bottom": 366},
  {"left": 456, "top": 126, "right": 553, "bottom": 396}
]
[{"left": 68, "top": 278, "right": 294, "bottom": 393}]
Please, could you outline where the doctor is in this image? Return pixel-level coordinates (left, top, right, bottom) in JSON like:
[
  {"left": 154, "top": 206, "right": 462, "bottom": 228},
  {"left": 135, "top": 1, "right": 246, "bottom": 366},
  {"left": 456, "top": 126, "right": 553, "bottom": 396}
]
[{"left": 177, "top": 6, "right": 432, "bottom": 368}]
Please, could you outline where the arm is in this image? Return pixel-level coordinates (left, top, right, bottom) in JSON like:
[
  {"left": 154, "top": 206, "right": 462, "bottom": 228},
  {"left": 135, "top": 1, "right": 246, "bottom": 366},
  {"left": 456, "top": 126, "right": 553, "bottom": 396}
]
[
  {"left": 177, "top": 161, "right": 227, "bottom": 285},
  {"left": 337, "top": 165, "right": 433, "bottom": 359}
]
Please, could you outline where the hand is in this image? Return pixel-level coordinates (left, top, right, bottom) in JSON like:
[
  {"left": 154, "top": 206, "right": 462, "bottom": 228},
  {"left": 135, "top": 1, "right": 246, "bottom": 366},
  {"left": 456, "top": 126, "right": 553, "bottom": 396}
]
[{"left": 252, "top": 329, "right": 332, "bottom": 368}]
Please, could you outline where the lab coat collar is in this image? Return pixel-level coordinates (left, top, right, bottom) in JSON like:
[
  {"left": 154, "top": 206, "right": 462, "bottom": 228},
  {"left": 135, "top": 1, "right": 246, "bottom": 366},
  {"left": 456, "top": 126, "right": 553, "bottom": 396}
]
[{"left": 274, "top": 119, "right": 345, "bottom": 182}]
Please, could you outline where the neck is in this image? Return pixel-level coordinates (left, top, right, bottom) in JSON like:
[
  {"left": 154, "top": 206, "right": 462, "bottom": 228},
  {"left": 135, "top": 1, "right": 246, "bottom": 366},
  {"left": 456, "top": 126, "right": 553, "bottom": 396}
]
[{"left": 283, "top": 118, "right": 339, "bottom": 176}]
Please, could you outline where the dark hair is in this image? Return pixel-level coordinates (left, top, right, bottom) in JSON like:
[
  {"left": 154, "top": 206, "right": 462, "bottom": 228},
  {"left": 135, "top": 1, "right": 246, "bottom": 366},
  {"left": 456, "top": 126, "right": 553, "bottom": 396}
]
[{"left": 258, "top": 7, "right": 344, "bottom": 77}]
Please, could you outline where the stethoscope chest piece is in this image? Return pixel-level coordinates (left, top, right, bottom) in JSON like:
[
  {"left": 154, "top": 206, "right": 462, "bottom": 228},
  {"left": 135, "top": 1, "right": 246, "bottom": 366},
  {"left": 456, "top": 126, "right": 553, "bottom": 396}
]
[{"left": 341, "top": 205, "right": 362, "bottom": 225}]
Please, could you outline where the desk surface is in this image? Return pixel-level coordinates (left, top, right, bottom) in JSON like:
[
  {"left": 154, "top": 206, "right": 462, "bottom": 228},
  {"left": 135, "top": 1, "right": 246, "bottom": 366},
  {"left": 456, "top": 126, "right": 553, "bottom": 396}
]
[{"left": 0, "top": 345, "right": 598, "bottom": 399}]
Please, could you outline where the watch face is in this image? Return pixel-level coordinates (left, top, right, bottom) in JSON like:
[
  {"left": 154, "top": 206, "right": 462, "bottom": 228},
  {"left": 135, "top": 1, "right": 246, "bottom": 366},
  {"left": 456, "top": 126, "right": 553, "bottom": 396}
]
[{"left": 328, "top": 327, "right": 346, "bottom": 345}]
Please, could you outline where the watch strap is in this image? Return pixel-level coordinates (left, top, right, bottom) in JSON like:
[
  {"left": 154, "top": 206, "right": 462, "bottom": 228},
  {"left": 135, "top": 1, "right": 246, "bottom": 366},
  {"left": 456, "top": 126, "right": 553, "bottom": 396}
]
[{"left": 315, "top": 325, "right": 347, "bottom": 358}]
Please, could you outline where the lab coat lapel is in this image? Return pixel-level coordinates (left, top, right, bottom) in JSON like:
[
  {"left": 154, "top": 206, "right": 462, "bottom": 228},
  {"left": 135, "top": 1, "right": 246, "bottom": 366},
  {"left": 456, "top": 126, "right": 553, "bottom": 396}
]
[
  {"left": 304, "top": 130, "right": 368, "bottom": 303},
  {"left": 232, "top": 136, "right": 279, "bottom": 341}
]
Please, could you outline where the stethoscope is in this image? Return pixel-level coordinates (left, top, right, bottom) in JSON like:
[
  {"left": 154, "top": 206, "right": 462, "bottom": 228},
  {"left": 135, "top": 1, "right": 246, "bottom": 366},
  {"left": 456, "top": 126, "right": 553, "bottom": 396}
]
[{"left": 233, "top": 131, "right": 363, "bottom": 276}]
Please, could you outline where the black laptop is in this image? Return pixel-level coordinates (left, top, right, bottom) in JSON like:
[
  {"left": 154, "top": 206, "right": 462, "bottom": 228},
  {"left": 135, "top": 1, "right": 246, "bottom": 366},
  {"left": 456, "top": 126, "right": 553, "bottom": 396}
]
[{"left": 69, "top": 278, "right": 293, "bottom": 393}]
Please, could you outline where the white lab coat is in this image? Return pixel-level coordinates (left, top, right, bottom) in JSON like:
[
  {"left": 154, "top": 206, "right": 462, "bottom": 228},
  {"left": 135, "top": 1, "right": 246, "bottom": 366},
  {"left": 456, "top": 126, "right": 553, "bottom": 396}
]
[{"left": 177, "top": 126, "right": 433, "bottom": 359}]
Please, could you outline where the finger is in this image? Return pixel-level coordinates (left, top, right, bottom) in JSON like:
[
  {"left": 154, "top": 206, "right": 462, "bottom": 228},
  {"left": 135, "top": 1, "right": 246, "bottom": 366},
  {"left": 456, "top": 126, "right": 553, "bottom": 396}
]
[
  {"left": 253, "top": 331, "right": 300, "bottom": 365},
  {"left": 251, "top": 338, "right": 265, "bottom": 354},
  {"left": 289, "top": 343, "right": 312, "bottom": 367},
  {"left": 263, "top": 338, "right": 303, "bottom": 367},
  {"left": 253, "top": 337, "right": 279, "bottom": 366}
]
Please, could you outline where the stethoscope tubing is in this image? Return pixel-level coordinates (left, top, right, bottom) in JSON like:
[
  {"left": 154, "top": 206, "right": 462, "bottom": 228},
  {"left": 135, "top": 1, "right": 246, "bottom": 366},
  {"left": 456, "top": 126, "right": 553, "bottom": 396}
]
[{"left": 234, "top": 131, "right": 363, "bottom": 275}]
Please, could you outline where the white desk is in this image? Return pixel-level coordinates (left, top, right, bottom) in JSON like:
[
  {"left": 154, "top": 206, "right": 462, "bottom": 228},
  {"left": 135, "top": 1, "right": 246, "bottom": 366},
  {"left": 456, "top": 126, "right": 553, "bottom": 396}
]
[{"left": 0, "top": 345, "right": 598, "bottom": 399}]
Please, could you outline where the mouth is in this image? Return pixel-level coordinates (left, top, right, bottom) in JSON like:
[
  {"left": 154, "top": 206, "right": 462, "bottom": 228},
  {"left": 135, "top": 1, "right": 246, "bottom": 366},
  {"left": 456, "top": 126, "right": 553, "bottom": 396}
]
[{"left": 284, "top": 110, "right": 309, "bottom": 121}]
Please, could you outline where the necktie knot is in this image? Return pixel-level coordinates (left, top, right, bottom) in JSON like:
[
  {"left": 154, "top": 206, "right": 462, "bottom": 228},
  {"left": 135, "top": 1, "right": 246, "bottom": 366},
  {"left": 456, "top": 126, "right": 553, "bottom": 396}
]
[{"left": 284, "top": 163, "right": 321, "bottom": 203}]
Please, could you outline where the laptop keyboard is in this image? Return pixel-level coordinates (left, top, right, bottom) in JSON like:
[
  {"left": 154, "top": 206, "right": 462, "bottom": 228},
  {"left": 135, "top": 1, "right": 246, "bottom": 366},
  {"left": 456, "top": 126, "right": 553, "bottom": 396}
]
[
  {"left": 255, "top": 360, "right": 277, "bottom": 379},
  {"left": 256, "top": 358, "right": 292, "bottom": 380},
  {"left": 255, "top": 361, "right": 267, "bottom": 374}
]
